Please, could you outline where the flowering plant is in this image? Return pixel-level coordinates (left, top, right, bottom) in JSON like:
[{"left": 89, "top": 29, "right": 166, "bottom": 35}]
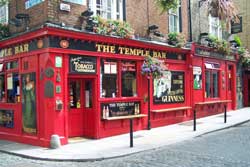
[{"left": 141, "top": 55, "right": 167, "bottom": 79}]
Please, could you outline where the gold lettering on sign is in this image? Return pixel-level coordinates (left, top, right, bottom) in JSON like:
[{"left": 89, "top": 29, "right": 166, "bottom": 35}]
[
  {"left": 14, "top": 43, "right": 29, "bottom": 54},
  {"left": 96, "top": 44, "right": 115, "bottom": 53}
]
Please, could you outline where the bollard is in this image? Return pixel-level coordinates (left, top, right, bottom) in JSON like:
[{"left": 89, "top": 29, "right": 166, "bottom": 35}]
[
  {"left": 50, "top": 134, "right": 61, "bottom": 149},
  {"left": 130, "top": 119, "right": 133, "bottom": 147},
  {"left": 193, "top": 109, "right": 196, "bottom": 131},
  {"left": 224, "top": 105, "right": 227, "bottom": 123}
]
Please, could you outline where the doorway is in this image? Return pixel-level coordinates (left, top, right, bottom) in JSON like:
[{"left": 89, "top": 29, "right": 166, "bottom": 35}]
[
  {"left": 227, "top": 65, "right": 234, "bottom": 110},
  {"left": 68, "top": 79, "right": 94, "bottom": 137}
]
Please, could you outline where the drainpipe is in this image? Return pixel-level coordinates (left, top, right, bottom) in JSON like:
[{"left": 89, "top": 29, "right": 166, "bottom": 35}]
[{"left": 188, "top": 0, "right": 192, "bottom": 42}]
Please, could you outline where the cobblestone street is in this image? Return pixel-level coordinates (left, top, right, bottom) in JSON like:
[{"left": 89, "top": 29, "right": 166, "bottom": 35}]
[{"left": 1, "top": 121, "right": 250, "bottom": 167}]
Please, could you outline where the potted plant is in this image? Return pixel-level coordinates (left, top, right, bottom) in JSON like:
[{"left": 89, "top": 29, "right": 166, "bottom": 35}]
[
  {"left": 155, "top": 0, "right": 179, "bottom": 13},
  {"left": 0, "top": 23, "right": 10, "bottom": 40},
  {"left": 89, "top": 16, "right": 134, "bottom": 39},
  {"left": 167, "top": 32, "right": 186, "bottom": 48}
]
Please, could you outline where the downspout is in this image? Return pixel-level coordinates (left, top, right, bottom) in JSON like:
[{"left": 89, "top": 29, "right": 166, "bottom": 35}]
[{"left": 188, "top": 0, "right": 192, "bottom": 42}]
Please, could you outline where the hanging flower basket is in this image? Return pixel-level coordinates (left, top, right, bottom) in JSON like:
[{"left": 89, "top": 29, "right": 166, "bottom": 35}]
[{"left": 141, "top": 55, "right": 168, "bottom": 79}]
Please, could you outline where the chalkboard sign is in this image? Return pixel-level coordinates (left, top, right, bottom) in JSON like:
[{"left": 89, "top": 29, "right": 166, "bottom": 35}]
[
  {"left": 153, "top": 71, "right": 185, "bottom": 104},
  {"left": 0, "top": 110, "right": 14, "bottom": 128},
  {"left": 69, "top": 55, "right": 96, "bottom": 74},
  {"left": 101, "top": 102, "right": 140, "bottom": 119}
]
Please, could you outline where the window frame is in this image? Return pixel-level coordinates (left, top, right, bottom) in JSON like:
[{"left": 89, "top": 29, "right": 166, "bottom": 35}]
[
  {"left": 205, "top": 67, "right": 220, "bottom": 99},
  {"left": 62, "top": 0, "right": 86, "bottom": 5},
  {"left": 100, "top": 59, "right": 138, "bottom": 99},
  {"left": 0, "top": 3, "right": 8, "bottom": 24},
  {"left": 0, "top": 60, "right": 20, "bottom": 104},
  {"left": 209, "top": 15, "right": 222, "bottom": 39},
  {"left": 89, "top": 0, "right": 123, "bottom": 20}
]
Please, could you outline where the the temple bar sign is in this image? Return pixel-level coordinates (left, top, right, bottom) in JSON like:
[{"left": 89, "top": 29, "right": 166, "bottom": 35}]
[{"left": 231, "top": 16, "right": 242, "bottom": 34}]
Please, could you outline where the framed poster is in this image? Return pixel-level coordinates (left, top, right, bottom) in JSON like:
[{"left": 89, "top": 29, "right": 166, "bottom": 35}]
[
  {"left": 153, "top": 71, "right": 185, "bottom": 104},
  {"left": 22, "top": 73, "right": 37, "bottom": 134},
  {"left": 193, "top": 66, "right": 202, "bottom": 89}
]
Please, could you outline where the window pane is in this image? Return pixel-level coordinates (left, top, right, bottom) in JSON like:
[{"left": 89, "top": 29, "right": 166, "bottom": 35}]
[
  {"left": 122, "top": 61, "right": 137, "bottom": 97},
  {"left": 69, "top": 80, "right": 81, "bottom": 108},
  {"left": 85, "top": 81, "right": 92, "bottom": 108},
  {"left": 6, "top": 61, "right": 18, "bottom": 70},
  {"left": 213, "top": 72, "right": 219, "bottom": 97},
  {"left": 101, "top": 60, "right": 117, "bottom": 98},
  {"left": 205, "top": 71, "right": 211, "bottom": 98},
  {"left": 7, "top": 73, "right": 20, "bottom": 103},
  {"left": 0, "top": 74, "right": 5, "bottom": 102}
]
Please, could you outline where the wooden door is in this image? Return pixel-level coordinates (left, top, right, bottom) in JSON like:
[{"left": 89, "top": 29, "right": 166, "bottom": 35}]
[{"left": 68, "top": 79, "right": 84, "bottom": 137}]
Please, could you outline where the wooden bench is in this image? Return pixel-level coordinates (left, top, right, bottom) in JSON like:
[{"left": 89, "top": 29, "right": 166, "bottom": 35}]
[
  {"left": 151, "top": 106, "right": 192, "bottom": 113},
  {"left": 195, "top": 100, "right": 232, "bottom": 106},
  {"left": 104, "top": 114, "right": 147, "bottom": 121},
  {"left": 193, "top": 100, "right": 232, "bottom": 131}
]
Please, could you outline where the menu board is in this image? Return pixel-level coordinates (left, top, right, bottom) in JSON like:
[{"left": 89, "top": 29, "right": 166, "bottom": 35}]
[
  {"left": 0, "top": 110, "right": 14, "bottom": 128},
  {"left": 153, "top": 71, "right": 185, "bottom": 104},
  {"left": 101, "top": 102, "right": 140, "bottom": 119}
]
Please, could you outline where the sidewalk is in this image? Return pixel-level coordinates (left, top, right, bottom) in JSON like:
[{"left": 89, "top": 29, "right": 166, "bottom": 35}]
[{"left": 0, "top": 107, "right": 250, "bottom": 161}]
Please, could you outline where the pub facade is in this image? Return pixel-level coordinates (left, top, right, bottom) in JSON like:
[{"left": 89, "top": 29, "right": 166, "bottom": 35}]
[{"left": 0, "top": 26, "right": 196, "bottom": 147}]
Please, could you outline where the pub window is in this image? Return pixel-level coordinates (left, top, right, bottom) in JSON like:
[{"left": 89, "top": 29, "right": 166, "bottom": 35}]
[
  {"left": 121, "top": 61, "right": 137, "bottom": 97},
  {"left": 205, "top": 63, "right": 220, "bottom": 98},
  {"left": 6, "top": 60, "right": 18, "bottom": 70},
  {"left": 0, "top": 74, "right": 5, "bottom": 102},
  {"left": 7, "top": 73, "right": 20, "bottom": 103},
  {"left": 101, "top": 60, "right": 118, "bottom": 98}
]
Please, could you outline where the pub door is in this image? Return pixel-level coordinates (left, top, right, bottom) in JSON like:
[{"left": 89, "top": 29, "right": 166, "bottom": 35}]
[
  {"left": 68, "top": 79, "right": 93, "bottom": 137},
  {"left": 243, "top": 73, "right": 250, "bottom": 107}
]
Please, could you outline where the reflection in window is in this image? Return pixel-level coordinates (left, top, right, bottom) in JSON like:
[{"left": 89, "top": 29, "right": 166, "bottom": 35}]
[
  {"left": 69, "top": 81, "right": 81, "bottom": 108},
  {"left": 205, "top": 70, "right": 219, "bottom": 98},
  {"left": 0, "top": 74, "right": 5, "bottom": 102},
  {"left": 101, "top": 60, "right": 117, "bottom": 98},
  {"left": 85, "top": 81, "right": 93, "bottom": 108},
  {"left": 122, "top": 61, "right": 136, "bottom": 97},
  {"left": 7, "top": 73, "right": 20, "bottom": 103}
]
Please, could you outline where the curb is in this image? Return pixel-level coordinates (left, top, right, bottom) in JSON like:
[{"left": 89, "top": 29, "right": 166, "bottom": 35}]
[{"left": 1, "top": 119, "right": 249, "bottom": 162}]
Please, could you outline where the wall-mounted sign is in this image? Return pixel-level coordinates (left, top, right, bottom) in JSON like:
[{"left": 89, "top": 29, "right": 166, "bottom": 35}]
[
  {"left": 60, "top": 40, "right": 69, "bottom": 49},
  {"left": 55, "top": 56, "right": 62, "bottom": 68},
  {"left": 195, "top": 47, "right": 236, "bottom": 61},
  {"left": 231, "top": 16, "right": 242, "bottom": 34},
  {"left": 193, "top": 66, "right": 202, "bottom": 89},
  {"left": 0, "top": 110, "right": 14, "bottom": 128},
  {"left": 153, "top": 71, "right": 185, "bottom": 104},
  {"left": 0, "top": 43, "right": 29, "bottom": 58},
  {"left": 101, "top": 102, "right": 140, "bottom": 119},
  {"left": 69, "top": 55, "right": 96, "bottom": 74},
  {"left": 25, "top": 0, "right": 45, "bottom": 9}
]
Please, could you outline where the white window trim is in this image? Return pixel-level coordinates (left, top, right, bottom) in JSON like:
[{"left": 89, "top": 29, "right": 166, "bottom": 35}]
[
  {"left": 63, "top": 0, "right": 86, "bottom": 5},
  {"left": 209, "top": 15, "right": 222, "bottom": 39},
  {"left": 89, "top": 0, "right": 123, "bottom": 20},
  {"left": 0, "top": 4, "right": 8, "bottom": 24},
  {"left": 168, "top": 8, "right": 180, "bottom": 33}
]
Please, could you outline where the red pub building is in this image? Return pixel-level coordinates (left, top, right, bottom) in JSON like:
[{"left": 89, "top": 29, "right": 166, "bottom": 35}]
[{"left": 0, "top": 26, "right": 238, "bottom": 147}]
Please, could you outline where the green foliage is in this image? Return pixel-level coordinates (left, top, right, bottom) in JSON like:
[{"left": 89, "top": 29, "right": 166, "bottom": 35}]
[
  {"left": 155, "top": 0, "right": 179, "bottom": 13},
  {"left": 167, "top": 32, "right": 186, "bottom": 48},
  {"left": 91, "top": 16, "right": 134, "bottom": 38},
  {"left": 0, "top": 23, "right": 10, "bottom": 40},
  {"left": 0, "top": 0, "right": 9, "bottom": 5},
  {"left": 233, "top": 35, "right": 242, "bottom": 47},
  {"left": 207, "top": 35, "right": 230, "bottom": 55}
]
